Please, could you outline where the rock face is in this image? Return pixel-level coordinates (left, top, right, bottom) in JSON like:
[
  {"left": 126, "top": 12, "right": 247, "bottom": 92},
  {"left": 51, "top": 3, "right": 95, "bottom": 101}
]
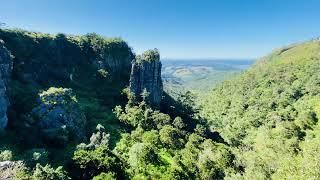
[
  {"left": 0, "top": 40, "right": 12, "bottom": 129},
  {"left": 31, "top": 87, "right": 86, "bottom": 143},
  {"left": 94, "top": 53, "right": 133, "bottom": 75},
  {"left": 129, "top": 49, "right": 163, "bottom": 107}
]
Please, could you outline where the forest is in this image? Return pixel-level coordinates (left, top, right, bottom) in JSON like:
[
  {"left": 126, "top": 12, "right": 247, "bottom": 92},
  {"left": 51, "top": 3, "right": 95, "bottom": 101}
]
[{"left": 0, "top": 28, "right": 319, "bottom": 180}]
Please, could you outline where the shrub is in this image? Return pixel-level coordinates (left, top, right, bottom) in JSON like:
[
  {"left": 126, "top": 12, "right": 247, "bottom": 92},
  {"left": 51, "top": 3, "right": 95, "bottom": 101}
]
[
  {"left": 32, "top": 163, "right": 70, "bottom": 180},
  {"left": 93, "top": 172, "right": 116, "bottom": 180},
  {"left": 159, "top": 125, "right": 183, "bottom": 149},
  {"left": 0, "top": 150, "right": 12, "bottom": 161}
]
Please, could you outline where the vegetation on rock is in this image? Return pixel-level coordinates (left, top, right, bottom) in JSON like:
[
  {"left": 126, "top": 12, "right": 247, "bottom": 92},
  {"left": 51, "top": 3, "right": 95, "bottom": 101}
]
[{"left": 0, "top": 27, "right": 320, "bottom": 179}]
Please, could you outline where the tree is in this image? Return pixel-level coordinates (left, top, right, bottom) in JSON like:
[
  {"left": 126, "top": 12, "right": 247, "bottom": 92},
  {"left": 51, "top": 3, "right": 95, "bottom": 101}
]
[
  {"left": 173, "top": 117, "right": 185, "bottom": 129},
  {"left": 159, "top": 125, "right": 183, "bottom": 149},
  {"left": 73, "top": 125, "right": 120, "bottom": 179},
  {"left": 128, "top": 142, "right": 158, "bottom": 172},
  {"left": 93, "top": 172, "right": 116, "bottom": 180},
  {"left": 32, "top": 164, "right": 70, "bottom": 180}
]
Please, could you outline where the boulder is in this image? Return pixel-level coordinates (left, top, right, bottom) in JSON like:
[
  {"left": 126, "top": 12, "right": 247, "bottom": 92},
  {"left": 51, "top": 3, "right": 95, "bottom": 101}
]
[
  {"left": 0, "top": 40, "right": 12, "bottom": 129},
  {"left": 31, "top": 87, "right": 87, "bottom": 143},
  {"left": 0, "top": 161, "right": 16, "bottom": 170},
  {"left": 129, "top": 49, "right": 163, "bottom": 107}
]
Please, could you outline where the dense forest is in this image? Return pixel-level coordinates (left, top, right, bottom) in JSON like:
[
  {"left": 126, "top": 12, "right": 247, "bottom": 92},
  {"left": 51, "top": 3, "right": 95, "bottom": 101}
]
[{"left": 0, "top": 28, "right": 320, "bottom": 180}]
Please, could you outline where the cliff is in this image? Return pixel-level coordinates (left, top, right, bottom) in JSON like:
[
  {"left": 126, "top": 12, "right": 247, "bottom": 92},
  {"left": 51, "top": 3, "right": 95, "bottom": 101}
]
[
  {"left": 0, "top": 29, "right": 134, "bottom": 142},
  {"left": 0, "top": 30, "right": 133, "bottom": 86},
  {"left": 0, "top": 39, "right": 12, "bottom": 129},
  {"left": 129, "top": 49, "right": 163, "bottom": 107}
]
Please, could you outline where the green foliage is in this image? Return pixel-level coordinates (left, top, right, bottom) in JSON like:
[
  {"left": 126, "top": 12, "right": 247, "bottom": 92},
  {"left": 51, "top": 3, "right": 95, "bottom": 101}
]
[
  {"left": 136, "top": 48, "right": 160, "bottom": 63},
  {"left": 25, "top": 149, "right": 49, "bottom": 167},
  {"left": 39, "top": 87, "right": 77, "bottom": 105},
  {"left": 0, "top": 150, "right": 13, "bottom": 161},
  {"left": 128, "top": 142, "right": 159, "bottom": 169},
  {"left": 200, "top": 40, "right": 320, "bottom": 178},
  {"left": 73, "top": 146, "right": 119, "bottom": 178},
  {"left": 73, "top": 125, "right": 120, "bottom": 179},
  {"left": 0, "top": 28, "right": 132, "bottom": 178},
  {"left": 115, "top": 101, "right": 173, "bottom": 130},
  {"left": 97, "top": 68, "right": 109, "bottom": 78},
  {"left": 4, "top": 27, "right": 320, "bottom": 179},
  {"left": 159, "top": 125, "right": 183, "bottom": 149},
  {"left": 112, "top": 98, "right": 233, "bottom": 179},
  {"left": 93, "top": 172, "right": 116, "bottom": 180},
  {"left": 173, "top": 117, "right": 185, "bottom": 129},
  {"left": 32, "top": 163, "right": 70, "bottom": 180},
  {"left": 0, "top": 161, "right": 29, "bottom": 180}
]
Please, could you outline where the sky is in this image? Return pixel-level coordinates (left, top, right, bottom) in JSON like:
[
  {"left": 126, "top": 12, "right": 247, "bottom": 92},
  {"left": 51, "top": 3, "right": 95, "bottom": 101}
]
[{"left": 1, "top": 0, "right": 320, "bottom": 59}]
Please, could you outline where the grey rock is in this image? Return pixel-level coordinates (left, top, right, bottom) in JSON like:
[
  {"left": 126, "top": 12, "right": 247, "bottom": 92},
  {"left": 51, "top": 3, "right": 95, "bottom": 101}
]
[
  {"left": 77, "top": 124, "right": 110, "bottom": 150},
  {"left": 31, "top": 87, "right": 87, "bottom": 142},
  {"left": 129, "top": 49, "right": 163, "bottom": 107},
  {"left": 93, "top": 52, "right": 133, "bottom": 75},
  {"left": 0, "top": 40, "right": 12, "bottom": 129},
  {"left": 0, "top": 161, "right": 25, "bottom": 180},
  {"left": 0, "top": 161, "right": 16, "bottom": 170}
]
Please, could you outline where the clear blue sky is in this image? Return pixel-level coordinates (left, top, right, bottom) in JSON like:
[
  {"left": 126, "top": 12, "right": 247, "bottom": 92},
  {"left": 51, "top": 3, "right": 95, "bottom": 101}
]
[{"left": 1, "top": 0, "right": 320, "bottom": 59}]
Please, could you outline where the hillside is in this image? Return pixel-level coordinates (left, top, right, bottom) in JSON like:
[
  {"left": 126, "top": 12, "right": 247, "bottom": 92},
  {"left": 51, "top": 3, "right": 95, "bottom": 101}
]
[
  {"left": 0, "top": 29, "right": 230, "bottom": 179},
  {"left": 200, "top": 40, "right": 320, "bottom": 179},
  {"left": 1, "top": 28, "right": 320, "bottom": 179},
  {"left": 0, "top": 29, "right": 133, "bottom": 140},
  {"left": 0, "top": 29, "right": 136, "bottom": 175}
]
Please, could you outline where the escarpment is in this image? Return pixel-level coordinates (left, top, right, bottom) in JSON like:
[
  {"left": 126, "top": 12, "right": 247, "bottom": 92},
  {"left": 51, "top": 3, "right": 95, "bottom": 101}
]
[
  {"left": 0, "top": 30, "right": 134, "bottom": 86},
  {"left": 0, "top": 29, "right": 134, "bottom": 142},
  {"left": 129, "top": 49, "right": 163, "bottom": 107},
  {"left": 0, "top": 29, "right": 165, "bottom": 146},
  {"left": 0, "top": 39, "right": 12, "bottom": 129}
]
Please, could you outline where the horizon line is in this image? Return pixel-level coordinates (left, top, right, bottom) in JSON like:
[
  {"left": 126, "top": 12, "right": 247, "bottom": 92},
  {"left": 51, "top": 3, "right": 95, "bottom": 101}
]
[{"left": 161, "top": 57, "right": 257, "bottom": 61}]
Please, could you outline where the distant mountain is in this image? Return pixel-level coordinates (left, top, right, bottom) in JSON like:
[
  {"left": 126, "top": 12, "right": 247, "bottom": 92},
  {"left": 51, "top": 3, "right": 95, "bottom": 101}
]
[{"left": 162, "top": 59, "right": 254, "bottom": 95}]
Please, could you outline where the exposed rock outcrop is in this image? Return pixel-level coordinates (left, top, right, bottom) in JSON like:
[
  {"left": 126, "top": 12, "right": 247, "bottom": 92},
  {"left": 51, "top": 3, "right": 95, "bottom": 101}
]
[
  {"left": 31, "top": 87, "right": 86, "bottom": 144},
  {"left": 0, "top": 40, "right": 12, "bottom": 129},
  {"left": 129, "top": 49, "right": 163, "bottom": 107}
]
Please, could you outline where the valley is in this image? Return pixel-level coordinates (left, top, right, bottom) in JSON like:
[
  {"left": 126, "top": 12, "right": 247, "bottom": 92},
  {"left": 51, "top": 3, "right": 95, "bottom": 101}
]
[
  {"left": 162, "top": 59, "right": 254, "bottom": 95},
  {"left": 0, "top": 1, "right": 319, "bottom": 179}
]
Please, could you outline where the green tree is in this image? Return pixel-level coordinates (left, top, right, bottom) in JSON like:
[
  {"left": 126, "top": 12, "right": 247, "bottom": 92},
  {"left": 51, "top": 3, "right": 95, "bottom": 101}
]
[
  {"left": 32, "top": 164, "right": 70, "bottom": 180},
  {"left": 159, "top": 125, "right": 183, "bottom": 149}
]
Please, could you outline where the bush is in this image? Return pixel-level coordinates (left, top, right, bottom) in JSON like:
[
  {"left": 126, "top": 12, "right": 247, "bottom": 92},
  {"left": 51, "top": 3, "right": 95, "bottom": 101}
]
[
  {"left": 0, "top": 150, "right": 12, "bottom": 161},
  {"left": 128, "top": 142, "right": 158, "bottom": 170},
  {"left": 32, "top": 163, "right": 70, "bottom": 180},
  {"left": 159, "top": 125, "right": 183, "bottom": 149},
  {"left": 25, "top": 149, "right": 49, "bottom": 166},
  {"left": 93, "top": 172, "right": 116, "bottom": 180},
  {"left": 73, "top": 125, "right": 120, "bottom": 179}
]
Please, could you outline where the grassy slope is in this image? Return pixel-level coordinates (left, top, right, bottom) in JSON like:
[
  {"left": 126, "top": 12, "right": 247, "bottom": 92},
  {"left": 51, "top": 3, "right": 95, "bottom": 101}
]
[{"left": 200, "top": 40, "right": 320, "bottom": 178}]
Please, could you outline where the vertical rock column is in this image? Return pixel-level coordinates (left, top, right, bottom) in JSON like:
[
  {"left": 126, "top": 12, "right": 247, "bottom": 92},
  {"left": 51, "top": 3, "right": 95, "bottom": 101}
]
[
  {"left": 0, "top": 40, "right": 12, "bottom": 129},
  {"left": 129, "top": 49, "right": 163, "bottom": 107}
]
